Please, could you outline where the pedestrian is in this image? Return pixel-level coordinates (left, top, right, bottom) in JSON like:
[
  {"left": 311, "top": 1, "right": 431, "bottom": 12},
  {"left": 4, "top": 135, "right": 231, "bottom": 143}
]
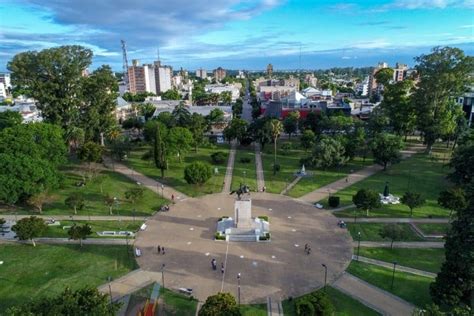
[
  {"left": 157, "top": 245, "right": 161, "bottom": 254},
  {"left": 212, "top": 259, "right": 217, "bottom": 270},
  {"left": 171, "top": 194, "right": 174, "bottom": 201},
  {"left": 307, "top": 247, "right": 311, "bottom": 255},
  {"left": 162, "top": 247, "right": 165, "bottom": 255},
  {"left": 304, "top": 243, "right": 308, "bottom": 251},
  {"left": 345, "top": 177, "right": 348, "bottom": 183},
  {"left": 221, "top": 262, "right": 225, "bottom": 274}
]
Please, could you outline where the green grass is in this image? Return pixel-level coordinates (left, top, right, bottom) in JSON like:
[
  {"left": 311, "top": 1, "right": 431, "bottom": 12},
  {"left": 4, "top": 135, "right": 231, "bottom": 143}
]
[
  {"left": 332, "top": 151, "right": 452, "bottom": 218},
  {"left": 356, "top": 247, "right": 445, "bottom": 273},
  {"left": 416, "top": 223, "right": 450, "bottom": 235},
  {"left": 40, "top": 220, "right": 142, "bottom": 238},
  {"left": 161, "top": 288, "right": 198, "bottom": 316},
  {"left": 125, "top": 144, "right": 230, "bottom": 197},
  {"left": 232, "top": 146, "right": 258, "bottom": 191},
  {"left": 0, "top": 244, "right": 137, "bottom": 311},
  {"left": 347, "top": 223, "right": 423, "bottom": 241},
  {"left": 347, "top": 261, "right": 433, "bottom": 307},
  {"left": 282, "top": 286, "right": 380, "bottom": 316},
  {"left": 239, "top": 304, "right": 267, "bottom": 316}
]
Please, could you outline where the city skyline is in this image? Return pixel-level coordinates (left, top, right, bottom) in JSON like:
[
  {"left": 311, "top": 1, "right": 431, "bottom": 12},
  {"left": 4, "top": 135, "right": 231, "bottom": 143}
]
[{"left": 0, "top": 0, "right": 473, "bottom": 71}]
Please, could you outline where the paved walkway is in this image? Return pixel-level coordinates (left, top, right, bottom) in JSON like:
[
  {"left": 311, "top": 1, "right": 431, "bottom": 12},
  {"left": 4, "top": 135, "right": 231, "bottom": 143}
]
[
  {"left": 267, "top": 296, "right": 283, "bottom": 316},
  {"left": 98, "top": 268, "right": 162, "bottom": 301},
  {"left": 280, "top": 176, "right": 302, "bottom": 195},
  {"left": 409, "top": 223, "right": 445, "bottom": 239},
  {"left": 0, "top": 214, "right": 147, "bottom": 221},
  {"left": 299, "top": 146, "right": 425, "bottom": 203},
  {"left": 353, "top": 255, "right": 436, "bottom": 278},
  {"left": 0, "top": 237, "right": 130, "bottom": 245},
  {"left": 103, "top": 158, "right": 188, "bottom": 201},
  {"left": 338, "top": 217, "right": 450, "bottom": 224},
  {"left": 222, "top": 141, "right": 237, "bottom": 193},
  {"left": 356, "top": 241, "right": 445, "bottom": 248},
  {"left": 255, "top": 143, "right": 265, "bottom": 191},
  {"left": 333, "top": 272, "right": 415, "bottom": 315}
]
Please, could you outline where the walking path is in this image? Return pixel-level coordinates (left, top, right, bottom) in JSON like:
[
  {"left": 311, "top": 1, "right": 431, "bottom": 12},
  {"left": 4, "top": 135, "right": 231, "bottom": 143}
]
[
  {"left": 356, "top": 241, "right": 445, "bottom": 248},
  {"left": 0, "top": 214, "right": 147, "bottom": 221},
  {"left": 409, "top": 223, "right": 445, "bottom": 239},
  {"left": 255, "top": 143, "right": 265, "bottom": 191},
  {"left": 352, "top": 255, "right": 436, "bottom": 278},
  {"left": 338, "top": 217, "right": 450, "bottom": 224},
  {"left": 0, "top": 237, "right": 130, "bottom": 245},
  {"left": 222, "top": 141, "right": 237, "bottom": 193},
  {"left": 103, "top": 157, "right": 188, "bottom": 201},
  {"left": 333, "top": 272, "right": 415, "bottom": 316},
  {"left": 299, "top": 145, "right": 425, "bottom": 203},
  {"left": 280, "top": 176, "right": 302, "bottom": 195},
  {"left": 267, "top": 297, "right": 283, "bottom": 316},
  {"left": 98, "top": 268, "right": 162, "bottom": 301}
]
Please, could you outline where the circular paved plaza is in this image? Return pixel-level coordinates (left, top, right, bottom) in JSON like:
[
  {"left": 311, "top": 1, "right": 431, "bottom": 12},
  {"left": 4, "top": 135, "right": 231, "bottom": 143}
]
[{"left": 135, "top": 193, "right": 352, "bottom": 303}]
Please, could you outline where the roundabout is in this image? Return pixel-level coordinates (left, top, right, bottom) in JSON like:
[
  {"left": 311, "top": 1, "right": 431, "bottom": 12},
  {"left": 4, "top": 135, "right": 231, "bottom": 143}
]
[{"left": 134, "top": 192, "right": 353, "bottom": 303}]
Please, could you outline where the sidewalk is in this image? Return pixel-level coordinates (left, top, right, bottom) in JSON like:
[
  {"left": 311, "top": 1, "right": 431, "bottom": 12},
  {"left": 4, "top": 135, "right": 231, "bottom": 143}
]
[
  {"left": 0, "top": 214, "right": 147, "bottom": 221},
  {"left": 356, "top": 241, "right": 445, "bottom": 248},
  {"left": 280, "top": 176, "right": 302, "bottom": 195},
  {"left": 299, "top": 145, "right": 425, "bottom": 203},
  {"left": 353, "top": 255, "right": 436, "bottom": 278},
  {"left": 103, "top": 157, "right": 188, "bottom": 202},
  {"left": 222, "top": 141, "right": 237, "bottom": 193},
  {"left": 338, "top": 217, "right": 450, "bottom": 224},
  {"left": 333, "top": 272, "right": 415, "bottom": 315},
  {"left": 1, "top": 237, "right": 130, "bottom": 245},
  {"left": 255, "top": 143, "right": 265, "bottom": 191}
]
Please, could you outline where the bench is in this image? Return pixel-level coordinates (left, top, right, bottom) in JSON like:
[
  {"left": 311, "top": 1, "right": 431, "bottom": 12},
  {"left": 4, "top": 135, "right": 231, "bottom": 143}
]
[{"left": 135, "top": 248, "right": 142, "bottom": 257}]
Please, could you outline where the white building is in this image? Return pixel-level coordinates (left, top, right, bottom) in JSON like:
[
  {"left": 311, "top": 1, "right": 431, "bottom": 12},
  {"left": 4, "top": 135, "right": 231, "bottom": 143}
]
[
  {"left": 196, "top": 68, "right": 207, "bottom": 80},
  {"left": 0, "top": 73, "right": 11, "bottom": 89},
  {"left": 0, "top": 98, "right": 42, "bottom": 123},
  {"left": 0, "top": 83, "right": 7, "bottom": 100},
  {"left": 355, "top": 77, "right": 369, "bottom": 96},
  {"left": 205, "top": 84, "right": 240, "bottom": 102},
  {"left": 144, "top": 64, "right": 157, "bottom": 94},
  {"left": 156, "top": 64, "right": 172, "bottom": 93}
]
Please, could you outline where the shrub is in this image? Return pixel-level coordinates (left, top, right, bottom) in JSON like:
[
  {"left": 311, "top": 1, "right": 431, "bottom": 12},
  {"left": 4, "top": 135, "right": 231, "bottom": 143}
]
[
  {"left": 328, "top": 196, "right": 340, "bottom": 208},
  {"left": 273, "top": 164, "right": 281, "bottom": 172},
  {"left": 295, "top": 290, "right": 335, "bottom": 316},
  {"left": 240, "top": 157, "right": 251, "bottom": 163},
  {"left": 184, "top": 162, "right": 212, "bottom": 185},
  {"left": 281, "top": 142, "right": 293, "bottom": 155},
  {"left": 257, "top": 216, "right": 269, "bottom": 222},
  {"left": 214, "top": 232, "right": 225, "bottom": 240},
  {"left": 211, "top": 152, "right": 226, "bottom": 164},
  {"left": 259, "top": 232, "right": 271, "bottom": 241}
]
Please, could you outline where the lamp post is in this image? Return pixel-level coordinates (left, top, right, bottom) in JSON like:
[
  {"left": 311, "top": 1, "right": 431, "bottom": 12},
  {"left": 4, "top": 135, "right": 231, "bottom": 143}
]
[
  {"left": 161, "top": 184, "right": 164, "bottom": 198},
  {"left": 108, "top": 276, "right": 113, "bottom": 305},
  {"left": 321, "top": 264, "right": 327, "bottom": 290},
  {"left": 357, "top": 232, "right": 361, "bottom": 260},
  {"left": 237, "top": 273, "right": 241, "bottom": 306},
  {"left": 391, "top": 261, "right": 397, "bottom": 290},
  {"left": 161, "top": 264, "right": 166, "bottom": 289},
  {"left": 243, "top": 171, "right": 246, "bottom": 185},
  {"left": 353, "top": 208, "right": 358, "bottom": 223}
]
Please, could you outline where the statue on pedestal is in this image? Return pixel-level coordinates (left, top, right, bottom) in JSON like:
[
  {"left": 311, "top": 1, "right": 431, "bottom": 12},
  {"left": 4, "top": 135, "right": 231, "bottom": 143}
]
[{"left": 230, "top": 183, "right": 251, "bottom": 200}]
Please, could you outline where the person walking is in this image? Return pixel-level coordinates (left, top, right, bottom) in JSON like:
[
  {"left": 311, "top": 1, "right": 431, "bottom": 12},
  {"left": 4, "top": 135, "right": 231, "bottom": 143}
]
[
  {"left": 157, "top": 245, "right": 161, "bottom": 254},
  {"left": 162, "top": 247, "right": 165, "bottom": 255},
  {"left": 171, "top": 194, "right": 175, "bottom": 202},
  {"left": 306, "top": 247, "right": 311, "bottom": 255},
  {"left": 221, "top": 262, "right": 225, "bottom": 274}
]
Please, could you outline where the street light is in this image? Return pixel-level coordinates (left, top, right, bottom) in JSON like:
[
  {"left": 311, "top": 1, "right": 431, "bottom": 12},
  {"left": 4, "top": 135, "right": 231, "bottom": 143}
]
[
  {"left": 321, "top": 264, "right": 328, "bottom": 290},
  {"left": 161, "top": 264, "right": 166, "bottom": 289},
  {"left": 357, "top": 232, "right": 361, "bottom": 260},
  {"left": 161, "top": 184, "right": 164, "bottom": 198},
  {"left": 391, "top": 261, "right": 397, "bottom": 290},
  {"left": 353, "top": 208, "right": 357, "bottom": 224},
  {"left": 107, "top": 276, "right": 113, "bottom": 305},
  {"left": 237, "top": 273, "right": 241, "bottom": 306}
]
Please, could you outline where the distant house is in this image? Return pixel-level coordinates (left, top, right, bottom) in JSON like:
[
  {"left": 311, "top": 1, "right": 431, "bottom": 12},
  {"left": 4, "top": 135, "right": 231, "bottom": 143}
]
[{"left": 0, "top": 98, "right": 42, "bottom": 123}]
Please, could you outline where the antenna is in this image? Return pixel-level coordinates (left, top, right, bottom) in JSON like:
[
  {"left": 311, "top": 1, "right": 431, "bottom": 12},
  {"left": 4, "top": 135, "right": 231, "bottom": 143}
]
[{"left": 121, "top": 40, "right": 129, "bottom": 90}]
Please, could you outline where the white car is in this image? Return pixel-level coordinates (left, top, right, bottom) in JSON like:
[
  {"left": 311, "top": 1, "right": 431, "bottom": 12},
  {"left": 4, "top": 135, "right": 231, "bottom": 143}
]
[{"left": 314, "top": 203, "right": 324, "bottom": 209}]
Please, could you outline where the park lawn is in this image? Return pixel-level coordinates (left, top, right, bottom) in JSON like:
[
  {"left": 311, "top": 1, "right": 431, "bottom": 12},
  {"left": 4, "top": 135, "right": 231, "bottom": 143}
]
[
  {"left": 161, "top": 288, "right": 198, "bottom": 316},
  {"left": 356, "top": 247, "right": 445, "bottom": 273},
  {"left": 282, "top": 286, "right": 380, "bottom": 316},
  {"left": 347, "top": 223, "right": 423, "bottom": 241},
  {"left": 231, "top": 146, "right": 258, "bottom": 192},
  {"left": 40, "top": 220, "right": 142, "bottom": 238},
  {"left": 0, "top": 244, "right": 137, "bottom": 311},
  {"left": 415, "top": 223, "right": 450, "bottom": 235},
  {"left": 347, "top": 261, "right": 433, "bottom": 307},
  {"left": 125, "top": 144, "right": 230, "bottom": 197},
  {"left": 332, "top": 152, "right": 452, "bottom": 218},
  {"left": 239, "top": 304, "right": 267, "bottom": 316}
]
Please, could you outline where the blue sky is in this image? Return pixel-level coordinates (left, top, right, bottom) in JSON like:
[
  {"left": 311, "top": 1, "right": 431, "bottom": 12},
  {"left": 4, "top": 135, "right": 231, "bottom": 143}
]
[{"left": 0, "top": 0, "right": 472, "bottom": 71}]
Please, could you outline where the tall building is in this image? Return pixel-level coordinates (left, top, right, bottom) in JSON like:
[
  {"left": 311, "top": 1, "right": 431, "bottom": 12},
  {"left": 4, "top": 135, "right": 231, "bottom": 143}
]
[
  {"left": 128, "top": 60, "right": 147, "bottom": 93},
  {"left": 267, "top": 64, "right": 273, "bottom": 78},
  {"left": 196, "top": 68, "right": 207, "bottom": 79},
  {"left": 393, "top": 63, "right": 408, "bottom": 82},
  {"left": 0, "top": 73, "right": 11, "bottom": 89},
  {"left": 213, "top": 67, "right": 226, "bottom": 82},
  {"left": 154, "top": 61, "right": 172, "bottom": 93},
  {"left": 144, "top": 64, "right": 157, "bottom": 94},
  {"left": 128, "top": 60, "right": 172, "bottom": 94}
]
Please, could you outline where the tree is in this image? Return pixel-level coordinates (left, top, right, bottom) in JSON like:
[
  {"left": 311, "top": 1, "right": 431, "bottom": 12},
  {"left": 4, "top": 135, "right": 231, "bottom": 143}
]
[
  {"left": 206, "top": 108, "right": 225, "bottom": 128},
  {"left": 11, "top": 216, "right": 47, "bottom": 247},
  {"left": 104, "top": 195, "right": 116, "bottom": 215},
  {"left": 248, "top": 117, "right": 272, "bottom": 149},
  {"left": 140, "top": 103, "right": 156, "bottom": 121},
  {"left": 300, "top": 111, "right": 323, "bottom": 135},
  {"left": 353, "top": 188, "right": 381, "bottom": 216},
  {"left": 167, "top": 127, "right": 193, "bottom": 162},
  {"left": 161, "top": 89, "right": 181, "bottom": 100},
  {"left": 28, "top": 192, "right": 49, "bottom": 214},
  {"left": 220, "top": 91, "right": 232, "bottom": 105},
  {"left": 65, "top": 193, "right": 85, "bottom": 215},
  {"left": 68, "top": 223, "right": 92, "bottom": 247},
  {"left": 379, "top": 224, "right": 406, "bottom": 249},
  {"left": 309, "top": 137, "right": 348, "bottom": 169},
  {"left": 295, "top": 290, "right": 335, "bottom": 316},
  {"left": 153, "top": 122, "right": 168, "bottom": 177},
  {"left": 283, "top": 111, "right": 300, "bottom": 139},
  {"left": 184, "top": 162, "right": 212, "bottom": 185},
  {"left": 8, "top": 45, "right": 93, "bottom": 130},
  {"left": 269, "top": 119, "right": 283, "bottom": 174},
  {"left": 449, "top": 143, "right": 474, "bottom": 185},
  {"left": 438, "top": 188, "right": 467, "bottom": 217},
  {"left": 0, "top": 111, "right": 22, "bottom": 130},
  {"left": 77, "top": 141, "right": 103, "bottom": 178},
  {"left": 371, "top": 133, "right": 403, "bottom": 170},
  {"left": 413, "top": 47, "right": 474, "bottom": 153},
  {"left": 172, "top": 102, "right": 191, "bottom": 127},
  {"left": 65, "top": 126, "right": 85, "bottom": 153},
  {"left": 223, "top": 118, "right": 248, "bottom": 144},
  {"left": 6, "top": 287, "right": 120, "bottom": 315},
  {"left": 189, "top": 113, "right": 208, "bottom": 152},
  {"left": 367, "top": 107, "right": 390, "bottom": 137},
  {"left": 124, "top": 187, "right": 144, "bottom": 207},
  {"left": 300, "top": 129, "right": 315, "bottom": 152},
  {"left": 198, "top": 292, "right": 241, "bottom": 316},
  {"left": 80, "top": 65, "right": 118, "bottom": 142},
  {"left": 374, "top": 67, "right": 394, "bottom": 86},
  {"left": 401, "top": 192, "right": 425, "bottom": 217}
]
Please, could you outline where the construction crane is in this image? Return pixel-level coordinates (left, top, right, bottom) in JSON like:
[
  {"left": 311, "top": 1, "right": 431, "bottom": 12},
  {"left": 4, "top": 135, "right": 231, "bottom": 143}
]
[{"left": 121, "top": 40, "right": 129, "bottom": 90}]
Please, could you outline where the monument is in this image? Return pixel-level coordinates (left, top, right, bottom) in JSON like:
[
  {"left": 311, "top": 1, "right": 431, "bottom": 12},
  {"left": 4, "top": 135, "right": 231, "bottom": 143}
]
[{"left": 216, "top": 185, "right": 270, "bottom": 242}]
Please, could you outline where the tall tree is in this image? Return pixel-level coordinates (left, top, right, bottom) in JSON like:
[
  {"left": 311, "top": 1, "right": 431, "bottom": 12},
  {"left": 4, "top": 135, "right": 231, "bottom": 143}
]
[
  {"left": 223, "top": 118, "right": 248, "bottom": 144},
  {"left": 371, "top": 133, "right": 403, "bottom": 170},
  {"left": 65, "top": 193, "right": 85, "bottom": 215},
  {"left": 269, "top": 119, "right": 283, "bottom": 174},
  {"left": 172, "top": 102, "right": 191, "bottom": 127},
  {"left": 7, "top": 45, "right": 93, "bottom": 129},
  {"left": 438, "top": 188, "right": 467, "bottom": 217},
  {"left": 413, "top": 47, "right": 474, "bottom": 153},
  {"left": 309, "top": 136, "right": 348, "bottom": 169},
  {"left": 401, "top": 192, "right": 425, "bottom": 217},
  {"left": 353, "top": 189, "right": 381, "bottom": 216},
  {"left": 0, "top": 111, "right": 22, "bottom": 130},
  {"left": 167, "top": 127, "right": 193, "bottom": 162},
  {"left": 11, "top": 216, "right": 47, "bottom": 247},
  {"left": 68, "top": 223, "right": 92, "bottom": 247},
  {"left": 283, "top": 111, "right": 300, "bottom": 139},
  {"left": 153, "top": 122, "right": 168, "bottom": 177},
  {"left": 379, "top": 224, "right": 406, "bottom": 249},
  {"left": 300, "top": 129, "right": 315, "bottom": 152},
  {"left": 374, "top": 67, "right": 394, "bottom": 87},
  {"left": 189, "top": 113, "right": 208, "bottom": 152},
  {"left": 77, "top": 141, "right": 103, "bottom": 178}
]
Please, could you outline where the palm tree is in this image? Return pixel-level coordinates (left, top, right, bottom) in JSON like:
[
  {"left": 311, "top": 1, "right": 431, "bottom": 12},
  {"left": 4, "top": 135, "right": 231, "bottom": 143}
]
[
  {"left": 269, "top": 119, "right": 283, "bottom": 175},
  {"left": 65, "top": 126, "right": 85, "bottom": 153}
]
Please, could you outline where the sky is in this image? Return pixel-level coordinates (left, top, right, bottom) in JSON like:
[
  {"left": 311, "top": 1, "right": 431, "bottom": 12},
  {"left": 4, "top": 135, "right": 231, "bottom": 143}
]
[{"left": 0, "top": 0, "right": 473, "bottom": 71}]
